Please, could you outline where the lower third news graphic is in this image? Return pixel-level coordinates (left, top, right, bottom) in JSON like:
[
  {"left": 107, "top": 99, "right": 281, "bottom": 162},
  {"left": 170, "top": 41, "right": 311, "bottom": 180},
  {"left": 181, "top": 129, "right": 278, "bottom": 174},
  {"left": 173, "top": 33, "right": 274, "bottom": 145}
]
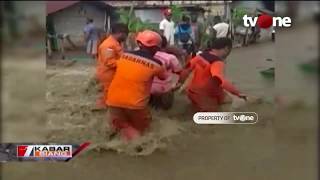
[{"left": 0, "top": 142, "right": 90, "bottom": 162}]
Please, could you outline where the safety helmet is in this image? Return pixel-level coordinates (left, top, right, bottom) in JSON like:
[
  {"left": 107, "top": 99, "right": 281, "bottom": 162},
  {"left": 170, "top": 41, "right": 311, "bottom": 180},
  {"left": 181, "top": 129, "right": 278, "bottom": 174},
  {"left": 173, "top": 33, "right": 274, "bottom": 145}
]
[{"left": 136, "top": 30, "right": 162, "bottom": 48}]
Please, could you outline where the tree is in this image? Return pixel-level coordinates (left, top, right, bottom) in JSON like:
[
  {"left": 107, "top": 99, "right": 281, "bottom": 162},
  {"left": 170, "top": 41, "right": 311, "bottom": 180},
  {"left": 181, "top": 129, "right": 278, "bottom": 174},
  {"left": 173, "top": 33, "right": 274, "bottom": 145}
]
[
  {"left": 231, "top": 7, "right": 247, "bottom": 27},
  {"left": 169, "top": 4, "right": 184, "bottom": 23},
  {"left": 117, "top": 5, "right": 156, "bottom": 50}
]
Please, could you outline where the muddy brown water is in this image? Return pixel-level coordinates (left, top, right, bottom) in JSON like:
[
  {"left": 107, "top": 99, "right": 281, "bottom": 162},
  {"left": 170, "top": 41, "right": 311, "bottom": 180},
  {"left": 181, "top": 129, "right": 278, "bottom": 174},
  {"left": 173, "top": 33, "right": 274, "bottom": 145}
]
[{"left": 1, "top": 22, "right": 318, "bottom": 180}]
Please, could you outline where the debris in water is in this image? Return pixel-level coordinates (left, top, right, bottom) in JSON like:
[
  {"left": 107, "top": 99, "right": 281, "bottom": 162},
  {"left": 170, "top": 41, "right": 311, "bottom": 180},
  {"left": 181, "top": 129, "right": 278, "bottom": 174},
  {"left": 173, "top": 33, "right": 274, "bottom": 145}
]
[
  {"left": 69, "top": 56, "right": 92, "bottom": 62},
  {"left": 231, "top": 98, "right": 246, "bottom": 110},
  {"left": 231, "top": 95, "right": 264, "bottom": 110},
  {"left": 84, "top": 76, "right": 100, "bottom": 94},
  {"left": 247, "top": 96, "right": 264, "bottom": 104},
  {"left": 274, "top": 95, "right": 307, "bottom": 109},
  {"left": 260, "top": 67, "right": 275, "bottom": 79},
  {"left": 298, "top": 59, "right": 318, "bottom": 74},
  {"left": 64, "top": 60, "right": 77, "bottom": 67},
  {"left": 46, "top": 72, "right": 57, "bottom": 79}
]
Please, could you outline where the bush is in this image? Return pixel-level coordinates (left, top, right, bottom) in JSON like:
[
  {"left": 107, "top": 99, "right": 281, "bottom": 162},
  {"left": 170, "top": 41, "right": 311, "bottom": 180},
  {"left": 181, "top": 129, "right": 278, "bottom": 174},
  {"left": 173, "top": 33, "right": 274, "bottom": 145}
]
[{"left": 117, "top": 7, "right": 156, "bottom": 33}]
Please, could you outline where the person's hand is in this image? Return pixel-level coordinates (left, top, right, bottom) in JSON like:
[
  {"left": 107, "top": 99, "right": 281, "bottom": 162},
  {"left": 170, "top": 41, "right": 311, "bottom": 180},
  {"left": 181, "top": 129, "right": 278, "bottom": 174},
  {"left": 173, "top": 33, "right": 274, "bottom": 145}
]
[
  {"left": 172, "top": 82, "right": 183, "bottom": 91},
  {"left": 238, "top": 94, "right": 247, "bottom": 101}
]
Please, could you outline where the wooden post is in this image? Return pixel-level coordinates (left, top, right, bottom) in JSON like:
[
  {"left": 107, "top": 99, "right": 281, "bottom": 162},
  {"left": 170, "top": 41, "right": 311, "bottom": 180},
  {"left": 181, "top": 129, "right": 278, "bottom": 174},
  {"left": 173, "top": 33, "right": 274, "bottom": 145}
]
[
  {"left": 57, "top": 35, "right": 65, "bottom": 59},
  {"left": 107, "top": 15, "right": 111, "bottom": 34},
  {"left": 243, "top": 9, "right": 256, "bottom": 46},
  {"left": 47, "top": 36, "right": 52, "bottom": 57},
  {"left": 104, "top": 10, "right": 107, "bottom": 33},
  {"left": 65, "top": 34, "right": 76, "bottom": 49},
  {"left": 61, "top": 38, "right": 65, "bottom": 59},
  {"left": 243, "top": 27, "right": 248, "bottom": 46}
]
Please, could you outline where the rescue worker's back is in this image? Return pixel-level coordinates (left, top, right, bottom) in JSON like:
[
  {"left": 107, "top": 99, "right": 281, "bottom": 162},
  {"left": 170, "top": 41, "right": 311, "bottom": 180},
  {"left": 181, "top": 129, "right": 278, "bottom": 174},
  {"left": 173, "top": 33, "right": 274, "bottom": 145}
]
[
  {"left": 187, "top": 52, "right": 225, "bottom": 97},
  {"left": 107, "top": 50, "right": 167, "bottom": 109}
]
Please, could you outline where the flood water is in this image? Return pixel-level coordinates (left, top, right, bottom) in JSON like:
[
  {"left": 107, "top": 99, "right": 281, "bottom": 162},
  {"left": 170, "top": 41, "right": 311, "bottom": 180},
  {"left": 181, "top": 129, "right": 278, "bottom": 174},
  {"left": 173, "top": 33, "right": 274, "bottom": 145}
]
[{"left": 1, "top": 21, "right": 318, "bottom": 180}]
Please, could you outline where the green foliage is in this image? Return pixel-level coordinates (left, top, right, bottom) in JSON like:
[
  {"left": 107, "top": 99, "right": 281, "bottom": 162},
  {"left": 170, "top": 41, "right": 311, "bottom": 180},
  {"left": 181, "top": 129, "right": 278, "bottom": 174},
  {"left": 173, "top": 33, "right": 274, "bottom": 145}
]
[
  {"left": 169, "top": 4, "right": 184, "bottom": 23},
  {"left": 200, "top": 33, "right": 210, "bottom": 50},
  {"left": 118, "top": 8, "right": 130, "bottom": 24},
  {"left": 232, "top": 7, "right": 247, "bottom": 26},
  {"left": 117, "top": 7, "right": 157, "bottom": 33},
  {"left": 199, "top": 23, "right": 213, "bottom": 50},
  {"left": 117, "top": 4, "right": 188, "bottom": 33},
  {"left": 169, "top": 5, "right": 191, "bottom": 23},
  {"left": 198, "top": 18, "right": 215, "bottom": 50}
]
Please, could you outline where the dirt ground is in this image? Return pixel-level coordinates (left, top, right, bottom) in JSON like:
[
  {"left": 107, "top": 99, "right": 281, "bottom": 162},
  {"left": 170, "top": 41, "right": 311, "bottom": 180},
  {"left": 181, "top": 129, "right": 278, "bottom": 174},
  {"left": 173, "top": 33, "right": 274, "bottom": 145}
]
[{"left": 1, "top": 21, "right": 318, "bottom": 180}]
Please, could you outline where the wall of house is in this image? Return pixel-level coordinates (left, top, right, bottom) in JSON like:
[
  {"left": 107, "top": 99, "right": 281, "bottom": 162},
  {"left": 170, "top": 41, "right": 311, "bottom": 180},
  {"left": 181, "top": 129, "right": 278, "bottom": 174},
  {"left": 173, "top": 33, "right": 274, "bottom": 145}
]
[
  {"left": 134, "top": 9, "right": 163, "bottom": 23},
  {"left": 134, "top": 7, "right": 207, "bottom": 24},
  {"left": 204, "top": 4, "right": 226, "bottom": 17},
  {"left": 144, "top": 1, "right": 229, "bottom": 6},
  {"left": 50, "top": 2, "right": 107, "bottom": 46}
]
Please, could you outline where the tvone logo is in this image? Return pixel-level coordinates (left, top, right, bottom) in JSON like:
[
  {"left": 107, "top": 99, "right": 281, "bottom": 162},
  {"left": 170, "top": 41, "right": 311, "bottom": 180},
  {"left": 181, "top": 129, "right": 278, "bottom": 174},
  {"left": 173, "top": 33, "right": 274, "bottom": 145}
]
[
  {"left": 243, "top": 14, "right": 292, "bottom": 28},
  {"left": 233, "top": 114, "right": 254, "bottom": 122}
]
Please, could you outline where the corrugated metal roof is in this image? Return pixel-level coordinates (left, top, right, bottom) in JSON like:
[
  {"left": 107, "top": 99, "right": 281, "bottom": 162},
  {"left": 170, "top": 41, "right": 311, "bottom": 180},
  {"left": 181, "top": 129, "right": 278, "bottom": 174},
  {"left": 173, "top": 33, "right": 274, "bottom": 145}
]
[
  {"left": 104, "top": 1, "right": 231, "bottom": 7},
  {"left": 105, "top": 1, "right": 137, "bottom": 7},
  {"left": 47, "top": 1, "right": 111, "bottom": 15},
  {"left": 46, "top": 1, "right": 79, "bottom": 15},
  {"left": 47, "top": 1, "right": 231, "bottom": 15}
]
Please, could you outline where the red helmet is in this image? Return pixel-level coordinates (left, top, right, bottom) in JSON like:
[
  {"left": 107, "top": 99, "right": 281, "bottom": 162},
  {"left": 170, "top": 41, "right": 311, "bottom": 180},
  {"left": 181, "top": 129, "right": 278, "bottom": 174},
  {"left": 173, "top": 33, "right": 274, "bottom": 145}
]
[{"left": 136, "top": 30, "right": 162, "bottom": 47}]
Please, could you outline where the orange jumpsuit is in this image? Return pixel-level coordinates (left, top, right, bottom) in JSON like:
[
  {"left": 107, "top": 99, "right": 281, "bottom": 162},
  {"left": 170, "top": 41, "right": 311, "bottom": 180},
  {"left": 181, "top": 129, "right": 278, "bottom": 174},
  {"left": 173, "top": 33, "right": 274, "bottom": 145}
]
[
  {"left": 106, "top": 50, "right": 167, "bottom": 141},
  {"left": 96, "top": 35, "right": 122, "bottom": 107},
  {"left": 184, "top": 51, "right": 241, "bottom": 112}
]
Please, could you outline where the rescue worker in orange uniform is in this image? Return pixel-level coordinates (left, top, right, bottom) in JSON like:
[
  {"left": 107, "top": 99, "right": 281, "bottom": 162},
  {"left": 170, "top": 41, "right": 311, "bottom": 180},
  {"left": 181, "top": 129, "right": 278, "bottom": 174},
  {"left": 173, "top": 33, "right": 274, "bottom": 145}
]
[
  {"left": 96, "top": 23, "right": 129, "bottom": 109},
  {"left": 179, "top": 38, "right": 247, "bottom": 112},
  {"left": 106, "top": 30, "right": 167, "bottom": 141}
]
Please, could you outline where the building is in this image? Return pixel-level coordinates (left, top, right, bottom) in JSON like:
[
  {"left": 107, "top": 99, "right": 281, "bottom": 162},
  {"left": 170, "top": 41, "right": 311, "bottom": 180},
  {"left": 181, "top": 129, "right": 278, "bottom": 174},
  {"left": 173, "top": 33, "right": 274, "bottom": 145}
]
[
  {"left": 46, "top": 1, "right": 232, "bottom": 48},
  {"left": 108, "top": 1, "right": 231, "bottom": 24},
  {"left": 47, "top": 1, "right": 115, "bottom": 46},
  {"left": 46, "top": 1, "right": 231, "bottom": 32}
]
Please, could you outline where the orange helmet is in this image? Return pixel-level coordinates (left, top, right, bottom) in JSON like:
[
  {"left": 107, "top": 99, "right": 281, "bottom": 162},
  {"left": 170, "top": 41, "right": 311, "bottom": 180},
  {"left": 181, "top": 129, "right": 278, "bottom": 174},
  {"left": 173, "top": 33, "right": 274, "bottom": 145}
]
[{"left": 136, "top": 30, "right": 162, "bottom": 48}]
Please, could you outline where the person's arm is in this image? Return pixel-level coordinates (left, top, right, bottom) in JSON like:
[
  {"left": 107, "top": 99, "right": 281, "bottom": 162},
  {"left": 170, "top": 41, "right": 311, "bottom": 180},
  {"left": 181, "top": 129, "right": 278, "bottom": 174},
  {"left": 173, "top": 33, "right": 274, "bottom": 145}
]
[
  {"left": 174, "top": 58, "right": 195, "bottom": 92},
  {"left": 83, "top": 31, "right": 88, "bottom": 42},
  {"left": 159, "top": 20, "right": 165, "bottom": 35},
  {"left": 174, "top": 25, "right": 178, "bottom": 36},
  {"left": 156, "top": 67, "right": 168, "bottom": 81},
  {"left": 188, "top": 27, "right": 193, "bottom": 39},
  {"left": 103, "top": 48, "right": 115, "bottom": 59},
  {"left": 170, "top": 55, "right": 183, "bottom": 74},
  {"left": 178, "top": 58, "right": 194, "bottom": 84},
  {"left": 102, "top": 43, "right": 123, "bottom": 66},
  {"left": 210, "top": 61, "right": 243, "bottom": 98},
  {"left": 227, "top": 25, "right": 231, "bottom": 38},
  {"left": 176, "top": 25, "right": 185, "bottom": 44},
  {"left": 211, "top": 25, "right": 217, "bottom": 38}
]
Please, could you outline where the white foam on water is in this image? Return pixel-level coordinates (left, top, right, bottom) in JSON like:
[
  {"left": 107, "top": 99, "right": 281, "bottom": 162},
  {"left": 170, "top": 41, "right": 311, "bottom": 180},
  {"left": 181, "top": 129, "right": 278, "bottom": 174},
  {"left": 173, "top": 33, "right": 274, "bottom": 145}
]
[
  {"left": 89, "top": 118, "right": 184, "bottom": 156},
  {"left": 231, "top": 98, "right": 247, "bottom": 110},
  {"left": 230, "top": 95, "right": 265, "bottom": 111}
]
